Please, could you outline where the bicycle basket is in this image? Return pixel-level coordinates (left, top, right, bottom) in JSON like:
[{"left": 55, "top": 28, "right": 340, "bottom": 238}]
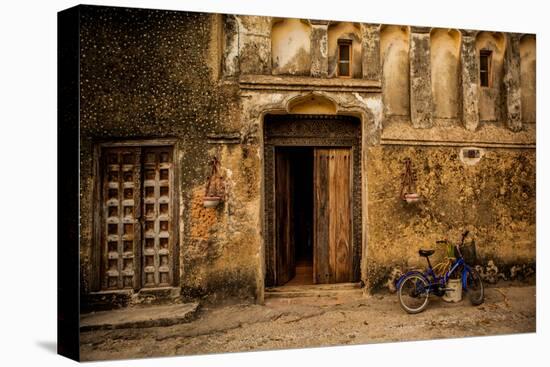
[{"left": 460, "top": 240, "right": 477, "bottom": 264}]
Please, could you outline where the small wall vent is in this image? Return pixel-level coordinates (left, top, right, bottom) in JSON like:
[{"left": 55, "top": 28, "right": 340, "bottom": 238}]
[{"left": 459, "top": 147, "right": 485, "bottom": 165}]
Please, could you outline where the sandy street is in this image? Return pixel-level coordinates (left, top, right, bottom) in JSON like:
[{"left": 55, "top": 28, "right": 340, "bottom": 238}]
[{"left": 80, "top": 285, "right": 535, "bottom": 361}]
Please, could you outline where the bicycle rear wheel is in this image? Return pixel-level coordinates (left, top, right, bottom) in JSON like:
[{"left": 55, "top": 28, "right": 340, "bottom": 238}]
[
  {"left": 398, "top": 274, "right": 430, "bottom": 314},
  {"left": 465, "top": 268, "right": 484, "bottom": 305}
]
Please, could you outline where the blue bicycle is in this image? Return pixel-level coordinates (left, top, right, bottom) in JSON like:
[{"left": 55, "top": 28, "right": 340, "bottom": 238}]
[{"left": 396, "top": 230, "right": 484, "bottom": 314}]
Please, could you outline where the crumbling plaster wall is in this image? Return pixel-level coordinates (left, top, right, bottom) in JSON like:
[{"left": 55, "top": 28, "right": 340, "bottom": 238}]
[
  {"left": 520, "top": 35, "right": 536, "bottom": 123},
  {"left": 476, "top": 31, "right": 506, "bottom": 123},
  {"left": 365, "top": 145, "right": 535, "bottom": 290},
  {"left": 430, "top": 29, "right": 461, "bottom": 125}
]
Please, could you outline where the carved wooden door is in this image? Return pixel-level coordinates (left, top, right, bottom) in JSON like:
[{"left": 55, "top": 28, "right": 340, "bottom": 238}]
[
  {"left": 313, "top": 148, "right": 352, "bottom": 284},
  {"left": 100, "top": 146, "right": 173, "bottom": 290},
  {"left": 275, "top": 149, "right": 295, "bottom": 285}
]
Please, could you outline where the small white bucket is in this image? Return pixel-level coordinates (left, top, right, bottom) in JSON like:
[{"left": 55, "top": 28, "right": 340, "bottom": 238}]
[{"left": 442, "top": 278, "right": 463, "bottom": 303}]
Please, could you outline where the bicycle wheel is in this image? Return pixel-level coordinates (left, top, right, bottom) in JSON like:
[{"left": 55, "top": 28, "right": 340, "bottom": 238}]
[
  {"left": 465, "top": 268, "right": 484, "bottom": 305},
  {"left": 398, "top": 273, "right": 430, "bottom": 314}
]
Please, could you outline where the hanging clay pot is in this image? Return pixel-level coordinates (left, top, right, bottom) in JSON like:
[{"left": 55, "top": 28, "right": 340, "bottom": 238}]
[
  {"left": 403, "top": 193, "right": 420, "bottom": 204},
  {"left": 203, "top": 195, "right": 222, "bottom": 208}
]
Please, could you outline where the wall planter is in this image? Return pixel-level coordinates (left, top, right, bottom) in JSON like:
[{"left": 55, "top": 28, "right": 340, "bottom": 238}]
[
  {"left": 203, "top": 196, "right": 222, "bottom": 208},
  {"left": 203, "top": 157, "right": 225, "bottom": 208},
  {"left": 403, "top": 193, "right": 420, "bottom": 204},
  {"left": 399, "top": 158, "right": 421, "bottom": 204}
]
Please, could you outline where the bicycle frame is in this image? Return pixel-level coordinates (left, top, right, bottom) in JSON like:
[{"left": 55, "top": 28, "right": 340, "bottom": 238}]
[{"left": 395, "top": 256, "right": 475, "bottom": 295}]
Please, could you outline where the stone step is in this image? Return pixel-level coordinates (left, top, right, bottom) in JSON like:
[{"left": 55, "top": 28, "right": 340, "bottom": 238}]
[
  {"left": 265, "top": 282, "right": 364, "bottom": 299},
  {"left": 80, "top": 302, "right": 200, "bottom": 331}
]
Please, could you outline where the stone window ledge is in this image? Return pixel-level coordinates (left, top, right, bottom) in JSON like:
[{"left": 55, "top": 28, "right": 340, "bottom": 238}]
[{"left": 239, "top": 74, "right": 381, "bottom": 93}]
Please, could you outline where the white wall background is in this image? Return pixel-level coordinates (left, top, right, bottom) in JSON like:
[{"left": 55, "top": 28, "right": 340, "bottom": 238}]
[{"left": 0, "top": 0, "right": 547, "bottom": 366}]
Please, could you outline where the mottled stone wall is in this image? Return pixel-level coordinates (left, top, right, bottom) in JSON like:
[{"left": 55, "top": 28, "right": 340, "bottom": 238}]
[
  {"left": 78, "top": 6, "right": 259, "bottom": 302},
  {"left": 365, "top": 145, "right": 535, "bottom": 290},
  {"left": 409, "top": 27, "right": 434, "bottom": 128}
]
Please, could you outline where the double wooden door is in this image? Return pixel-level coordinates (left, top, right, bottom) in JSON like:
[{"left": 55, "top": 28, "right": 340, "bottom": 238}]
[
  {"left": 100, "top": 146, "right": 174, "bottom": 290},
  {"left": 275, "top": 147, "right": 353, "bottom": 285}
]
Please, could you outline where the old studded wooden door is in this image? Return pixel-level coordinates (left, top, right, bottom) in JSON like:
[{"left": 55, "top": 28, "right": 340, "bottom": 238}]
[
  {"left": 100, "top": 145, "right": 174, "bottom": 291},
  {"left": 313, "top": 148, "right": 352, "bottom": 284},
  {"left": 275, "top": 149, "right": 295, "bottom": 285}
]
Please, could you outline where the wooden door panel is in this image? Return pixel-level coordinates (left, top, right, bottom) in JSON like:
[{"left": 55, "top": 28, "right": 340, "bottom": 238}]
[
  {"left": 314, "top": 148, "right": 352, "bottom": 284},
  {"left": 333, "top": 150, "right": 352, "bottom": 282},
  {"left": 141, "top": 147, "right": 173, "bottom": 288},
  {"left": 101, "top": 147, "right": 141, "bottom": 290},
  {"left": 314, "top": 150, "right": 331, "bottom": 284},
  {"left": 275, "top": 150, "right": 295, "bottom": 285}
]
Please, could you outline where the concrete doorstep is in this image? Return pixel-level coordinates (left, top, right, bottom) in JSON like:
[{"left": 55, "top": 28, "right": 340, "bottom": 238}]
[{"left": 80, "top": 302, "right": 200, "bottom": 332}]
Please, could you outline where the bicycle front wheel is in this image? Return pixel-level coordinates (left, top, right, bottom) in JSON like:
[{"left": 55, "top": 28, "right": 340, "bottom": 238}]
[
  {"left": 465, "top": 268, "right": 484, "bottom": 305},
  {"left": 398, "top": 274, "right": 430, "bottom": 314}
]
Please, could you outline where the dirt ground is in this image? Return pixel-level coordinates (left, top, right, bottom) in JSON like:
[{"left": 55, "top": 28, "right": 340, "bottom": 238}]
[{"left": 80, "top": 285, "right": 535, "bottom": 361}]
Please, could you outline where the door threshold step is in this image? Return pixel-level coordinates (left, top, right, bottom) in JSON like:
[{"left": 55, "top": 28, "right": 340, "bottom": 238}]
[
  {"left": 265, "top": 282, "right": 363, "bottom": 299},
  {"left": 80, "top": 302, "right": 200, "bottom": 331}
]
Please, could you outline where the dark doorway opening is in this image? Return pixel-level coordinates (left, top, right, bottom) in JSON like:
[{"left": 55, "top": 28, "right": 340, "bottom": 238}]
[
  {"left": 264, "top": 114, "right": 362, "bottom": 288},
  {"left": 285, "top": 147, "right": 314, "bottom": 285}
]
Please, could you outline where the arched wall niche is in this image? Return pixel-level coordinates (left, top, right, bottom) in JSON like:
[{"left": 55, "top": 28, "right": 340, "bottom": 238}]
[
  {"left": 520, "top": 34, "right": 536, "bottom": 123},
  {"left": 475, "top": 31, "right": 506, "bottom": 122},
  {"left": 430, "top": 28, "right": 461, "bottom": 125},
  {"left": 327, "top": 22, "right": 362, "bottom": 78},
  {"left": 287, "top": 94, "right": 338, "bottom": 114},
  {"left": 380, "top": 25, "right": 410, "bottom": 121},
  {"left": 271, "top": 18, "right": 312, "bottom": 76}
]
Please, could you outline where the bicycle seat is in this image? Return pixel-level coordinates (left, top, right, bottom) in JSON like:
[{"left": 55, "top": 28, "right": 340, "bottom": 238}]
[{"left": 419, "top": 249, "right": 435, "bottom": 257}]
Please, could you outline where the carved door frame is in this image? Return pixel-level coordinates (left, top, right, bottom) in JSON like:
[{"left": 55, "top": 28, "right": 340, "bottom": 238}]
[{"left": 263, "top": 114, "right": 362, "bottom": 287}]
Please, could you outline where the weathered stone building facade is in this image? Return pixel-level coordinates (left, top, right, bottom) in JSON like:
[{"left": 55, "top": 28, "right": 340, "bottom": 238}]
[{"left": 77, "top": 5, "right": 536, "bottom": 309}]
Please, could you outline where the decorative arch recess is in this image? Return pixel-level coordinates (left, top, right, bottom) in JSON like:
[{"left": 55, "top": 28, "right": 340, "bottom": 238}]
[
  {"left": 271, "top": 18, "right": 312, "bottom": 76},
  {"left": 380, "top": 25, "right": 410, "bottom": 120},
  {"left": 263, "top": 114, "right": 362, "bottom": 287},
  {"left": 430, "top": 28, "right": 461, "bottom": 124},
  {"left": 475, "top": 31, "right": 506, "bottom": 122},
  {"left": 327, "top": 22, "right": 362, "bottom": 78},
  {"left": 520, "top": 34, "right": 536, "bottom": 123}
]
